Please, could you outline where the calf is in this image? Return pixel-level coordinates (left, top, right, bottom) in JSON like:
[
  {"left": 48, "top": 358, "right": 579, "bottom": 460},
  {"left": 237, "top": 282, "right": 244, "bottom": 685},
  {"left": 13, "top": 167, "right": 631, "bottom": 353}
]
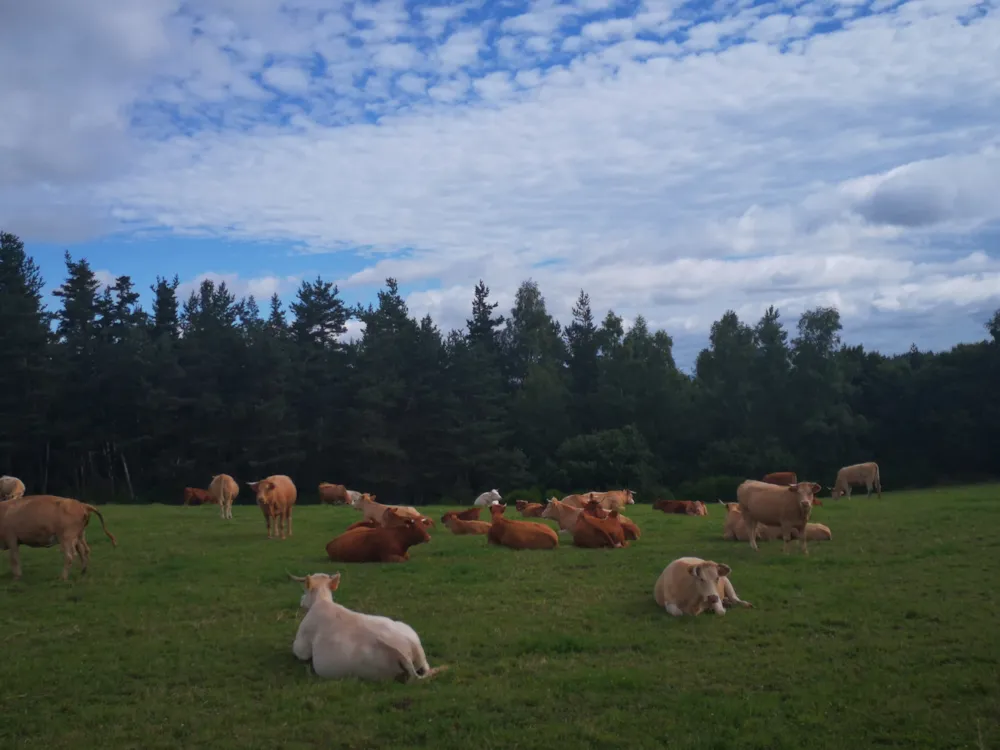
[
  {"left": 182, "top": 487, "right": 214, "bottom": 506},
  {"left": 829, "top": 461, "right": 882, "bottom": 500},
  {"left": 289, "top": 571, "right": 447, "bottom": 682},
  {"left": 487, "top": 503, "right": 559, "bottom": 550},
  {"left": 515, "top": 499, "right": 546, "bottom": 518},
  {"left": 441, "top": 511, "right": 491, "bottom": 535},
  {"left": 572, "top": 510, "right": 627, "bottom": 549},
  {"left": 736, "top": 479, "right": 821, "bottom": 554},
  {"left": 473, "top": 489, "right": 503, "bottom": 507},
  {"left": 653, "top": 556, "right": 752, "bottom": 616},
  {"left": 248, "top": 475, "right": 297, "bottom": 539},
  {"left": 208, "top": 473, "right": 239, "bottom": 520},
  {"left": 0, "top": 475, "right": 26, "bottom": 502},
  {"left": 722, "top": 503, "right": 832, "bottom": 542},
  {"left": 0, "top": 495, "right": 117, "bottom": 580},
  {"left": 325, "top": 513, "right": 432, "bottom": 563}
]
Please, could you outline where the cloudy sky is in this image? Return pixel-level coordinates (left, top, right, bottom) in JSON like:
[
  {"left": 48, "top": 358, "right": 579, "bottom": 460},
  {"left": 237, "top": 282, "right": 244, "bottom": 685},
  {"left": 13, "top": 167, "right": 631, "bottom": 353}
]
[{"left": 2, "top": 0, "right": 998, "bottom": 369}]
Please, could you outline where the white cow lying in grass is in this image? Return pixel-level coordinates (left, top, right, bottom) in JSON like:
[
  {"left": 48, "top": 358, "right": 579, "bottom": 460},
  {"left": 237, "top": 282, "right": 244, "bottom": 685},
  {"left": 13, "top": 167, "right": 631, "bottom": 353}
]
[
  {"left": 473, "top": 489, "right": 502, "bottom": 506},
  {"left": 288, "top": 571, "right": 448, "bottom": 682}
]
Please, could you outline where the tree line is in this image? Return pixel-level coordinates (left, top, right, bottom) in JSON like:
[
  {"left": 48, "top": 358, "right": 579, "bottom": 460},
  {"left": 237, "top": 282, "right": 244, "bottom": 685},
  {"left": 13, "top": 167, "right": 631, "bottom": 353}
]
[{"left": 2, "top": 230, "right": 998, "bottom": 505}]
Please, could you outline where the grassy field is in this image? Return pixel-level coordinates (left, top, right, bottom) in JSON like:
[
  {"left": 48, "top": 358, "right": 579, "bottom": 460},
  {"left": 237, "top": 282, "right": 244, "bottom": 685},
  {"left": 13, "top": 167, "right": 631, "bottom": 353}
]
[{"left": 2, "top": 486, "right": 999, "bottom": 750}]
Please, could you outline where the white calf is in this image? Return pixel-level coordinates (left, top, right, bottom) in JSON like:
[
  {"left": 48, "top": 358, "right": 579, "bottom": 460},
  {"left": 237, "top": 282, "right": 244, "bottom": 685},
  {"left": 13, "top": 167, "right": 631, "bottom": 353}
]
[
  {"left": 473, "top": 489, "right": 502, "bottom": 507},
  {"left": 288, "top": 572, "right": 448, "bottom": 682}
]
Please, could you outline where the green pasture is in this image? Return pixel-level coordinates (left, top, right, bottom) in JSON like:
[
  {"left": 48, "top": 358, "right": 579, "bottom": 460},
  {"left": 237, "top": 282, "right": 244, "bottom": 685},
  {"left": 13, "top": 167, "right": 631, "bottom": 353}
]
[{"left": 1, "top": 485, "right": 998, "bottom": 749}]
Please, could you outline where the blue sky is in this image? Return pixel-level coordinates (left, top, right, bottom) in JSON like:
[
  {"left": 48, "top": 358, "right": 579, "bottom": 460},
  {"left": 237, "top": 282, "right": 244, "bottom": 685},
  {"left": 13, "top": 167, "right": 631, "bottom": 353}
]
[{"left": 3, "top": 0, "right": 999, "bottom": 370}]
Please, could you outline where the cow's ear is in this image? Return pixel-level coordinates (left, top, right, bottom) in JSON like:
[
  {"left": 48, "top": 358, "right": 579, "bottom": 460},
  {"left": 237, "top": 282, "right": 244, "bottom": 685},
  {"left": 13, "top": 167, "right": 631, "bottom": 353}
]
[
  {"left": 810, "top": 483, "right": 822, "bottom": 494},
  {"left": 715, "top": 563, "right": 731, "bottom": 577},
  {"left": 328, "top": 573, "right": 341, "bottom": 592}
]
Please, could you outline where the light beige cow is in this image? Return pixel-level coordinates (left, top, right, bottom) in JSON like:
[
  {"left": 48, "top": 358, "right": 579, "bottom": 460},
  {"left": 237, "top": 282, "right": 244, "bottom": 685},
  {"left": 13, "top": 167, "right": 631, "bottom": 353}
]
[
  {"left": 653, "top": 556, "right": 752, "bottom": 616},
  {"left": 350, "top": 493, "right": 426, "bottom": 525},
  {"left": 208, "top": 473, "right": 239, "bottom": 520},
  {"left": 0, "top": 495, "right": 117, "bottom": 580},
  {"left": 0, "top": 475, "right": 26, "bottom": 502},
  {"left": 540, "top": 498, "right": 587, "bottom": 534},
  {"left": 721, "top": 503, "right": 832, "bottom": 542},
  {"left": 560, "top": 489, "right": 635, "bottom": 511},
  {"left": 736, "top": 479, "right": 821, "bottom": 555},
  {"left": 829, "top": 462, "right": 881, "bottom": 500}
]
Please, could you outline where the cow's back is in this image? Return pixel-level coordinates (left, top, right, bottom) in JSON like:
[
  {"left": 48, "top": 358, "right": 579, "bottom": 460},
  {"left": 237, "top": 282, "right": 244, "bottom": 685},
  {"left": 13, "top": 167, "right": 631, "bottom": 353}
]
[
  {"left": 0, "top": 495, "right": 84, "bottom": 543},
  {"left": 737, "top": 480, "right": 798, "bottom": 524}
]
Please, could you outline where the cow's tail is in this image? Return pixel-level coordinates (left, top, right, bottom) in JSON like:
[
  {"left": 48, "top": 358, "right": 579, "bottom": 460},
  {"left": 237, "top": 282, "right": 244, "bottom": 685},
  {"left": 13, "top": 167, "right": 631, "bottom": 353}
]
[{"left": 83, "top": 505, "right": 118, "bottom": 547}]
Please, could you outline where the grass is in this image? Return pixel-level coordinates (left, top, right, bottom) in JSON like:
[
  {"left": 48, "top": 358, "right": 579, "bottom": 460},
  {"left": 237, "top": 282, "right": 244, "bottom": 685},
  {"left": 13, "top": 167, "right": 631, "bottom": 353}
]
[{"left": 2, "top": 486, "right": 999, "bottom": 750}]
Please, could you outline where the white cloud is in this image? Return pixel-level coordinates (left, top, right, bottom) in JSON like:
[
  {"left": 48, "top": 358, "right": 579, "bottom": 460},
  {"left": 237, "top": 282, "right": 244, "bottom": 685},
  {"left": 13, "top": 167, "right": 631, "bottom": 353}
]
[
  {"left": 177, "top": 272, "right": 301, "bottom": 304},
  {"left": 4, "top": 0, "right": 1000, "bottom": 367}
]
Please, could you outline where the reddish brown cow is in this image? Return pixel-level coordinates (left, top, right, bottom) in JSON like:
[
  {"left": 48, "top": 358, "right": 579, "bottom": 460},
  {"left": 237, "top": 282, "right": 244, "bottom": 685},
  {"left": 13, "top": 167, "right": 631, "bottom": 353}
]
[
  {"left": 653, "top": 499, "right": 702, "bottom": 516},
  {"left": 247, "top": 475, "right": 297, "bottom": 540},
  {"left": 582, "top": 499, "right": 611, "bottom": 519},
  {"left": 441, "top": 511, "right": 491, "bottom": 535},
  {"left": 572, "top": 509, "right": 627, "bottom": 549},
  {"left": 487, "top": 503, "right": 559, "bottom": 550},
  {"left": 325, "top": 511, "right": 432, "bottom": 563},
  {"left": 452, "top": 507, "right": 482, "bottom": 521},
  {"left": 762, "top": 471, "right": 797, "bottom": 486},
  {"left": 515, "top": 499, "right": 546, "bottom": 518},
  {"left": 182, "top": 487, "right": 215, "bottom": 506}
]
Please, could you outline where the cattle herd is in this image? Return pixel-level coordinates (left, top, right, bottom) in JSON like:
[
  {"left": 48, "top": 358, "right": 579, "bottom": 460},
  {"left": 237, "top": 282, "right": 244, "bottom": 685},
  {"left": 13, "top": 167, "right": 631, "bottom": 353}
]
[{"left": 0, "top": 461, "right": 883, "bottom": 682}]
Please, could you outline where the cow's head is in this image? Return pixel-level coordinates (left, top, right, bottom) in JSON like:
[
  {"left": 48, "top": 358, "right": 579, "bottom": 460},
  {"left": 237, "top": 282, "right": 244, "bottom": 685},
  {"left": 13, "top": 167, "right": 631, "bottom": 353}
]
[
  {"left": 289, "top": 571, "right": 341, "bottom": 610},
  {"left": 400, "top": 517, "right": 432, "bottom": 544},
  {"left": 827, "top": 484, "right": 845, "bottom": 500},
  {"left": 789, "top": 482, "right": 822, "bottom": 513},
  {"left": 247, "top": 479, "right": 277, "bottom": 503},
  {"left": 540, "top": 499, "right": 559, "bottom": 520},
  {"left": 583, "top": 499, "right": 610, "bottom": 519},
  {"left": 624, "top": 490, "right": 635, "bottom": 505},
  {"left": 515, "top": 499, "right": 529, "bottom": 511},
  {"left": 688, "top": 560, "right": 731, "bottom": 606},
  {"left": 489, "top": 502, "right": 507, "bottom": 518}
]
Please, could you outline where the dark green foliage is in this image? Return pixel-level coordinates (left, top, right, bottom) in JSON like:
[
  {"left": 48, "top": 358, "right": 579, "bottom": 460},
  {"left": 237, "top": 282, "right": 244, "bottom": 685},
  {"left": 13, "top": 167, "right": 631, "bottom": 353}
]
[{"left": 0, "top": 230, "right": 998, "bottom": 504}]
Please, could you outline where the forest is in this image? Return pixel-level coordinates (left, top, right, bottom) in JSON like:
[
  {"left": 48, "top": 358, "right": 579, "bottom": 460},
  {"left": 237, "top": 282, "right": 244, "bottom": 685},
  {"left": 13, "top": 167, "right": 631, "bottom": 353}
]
[{"left": 1, "top": 230, "right": 999, "bottom": 505}]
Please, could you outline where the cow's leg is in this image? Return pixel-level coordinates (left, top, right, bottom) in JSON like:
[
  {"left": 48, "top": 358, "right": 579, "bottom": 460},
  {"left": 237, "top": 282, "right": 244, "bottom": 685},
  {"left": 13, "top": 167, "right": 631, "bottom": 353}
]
[
  {"left": 59, "top": 536, "right": 77, "bottom": 580},
  {"left": 780, "top": 522, "right": 792, "bottom": 554},
  {"left": 76, "top": 535, "right": 91, "bottom": 575},
  {"left": 720, "top": 577, "right": 753, "bottom": 609},
  {"left": 798, "top": 524, "right": 809, "bottom": 555},
  {"left": 746, "top": 518, "right": 760, "bottom": 551},
  {"left": 286, "top": 509, "right": 293, "bottom": 537},
  {"left": 8, "top": 543, "right": 23, "bottom": 580},
  {"left": 876, "top": 474, "right": 882, "bottom": 499},
  {"left": 866, "top": 481, "right": 872, "bottom": 499}
]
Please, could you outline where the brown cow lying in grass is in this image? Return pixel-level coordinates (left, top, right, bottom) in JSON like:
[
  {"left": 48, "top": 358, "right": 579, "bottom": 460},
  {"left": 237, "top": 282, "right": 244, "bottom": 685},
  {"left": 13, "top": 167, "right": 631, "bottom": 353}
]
[
  {"left": 515, "top": 499, "right": 546, "bottom": 518},
  {"left": 652, "top": 499, "right": 707, "bottom": 516},
  {"left": 326, "top": 510, "right": 432, "bottom": 563},
  {"left": 0, "top": 495, "right": 117, "bottom": 580},
  {"left": 572, "top": 509, "right": 628, "bottom": 549},
  {"left": 182, "top": 487, "right": 215, "bottom": 506},
  {"left": 451, "top": 507, "right": 481, "bottom": 521},
  {"left": 440, "top": 511, "right": 491, "bottom": 535},
  {"left": 345, "top": 512, "right": 434, "bottom": 532},
  {"left": 350, "top": 493, "right": 432, "bottom": 526},
  {"left": 653, "top": 556, "right": 753, "bottom": 616},
  {"left": 487, "top": 503, "right": 559, "bottom": 550}
]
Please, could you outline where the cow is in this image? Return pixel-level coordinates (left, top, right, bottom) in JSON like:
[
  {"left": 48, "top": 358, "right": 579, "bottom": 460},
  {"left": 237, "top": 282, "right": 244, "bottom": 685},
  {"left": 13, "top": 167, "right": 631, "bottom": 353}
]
[
  {"left": 572, "top": 510, "right": 628, "bottom": 549},
  {"left": 182, "top": 487, "right": 214, "bottom": 506},
  {"left": 653, "top": 556, "right": 752, "bottom": 617},
  {"left": 346, "top": 512, "right": 435, "bottom": 532},
  {"left": 652, "top": 499, "right": 704, "bottom": 516},
  {"left": 349, "top": 493, "right": 430, "bottom": 526},
  {"left": 208, "top": 473, "right": 239, "bottom": 520},
  {"left": 440, "top": 511, "right": 491, "bottom": 536},
  {"left": 561, "top": 490, "right": 635, "bottom": 511},
  {"left": 762, "top": 471, "right": 797, "bottom": 486},
  {"left": 721, "top": 503, "right": 832, "bottom": 542},
  {"left": 540, "top": 498, "right": 587, "bottom": 534},
  {"left": 0, "top": 475, "right": 26, "bottom": 502},
  {"left": 288, "top": 571, "right": 448, "bottom": 682},
  {"left": 487, "top": 503, "right": 559, "bottom": 550},
  {"left": 582, "top": 499, "right": 611, "bottom": 519},
  {"left": 0, "top": 495, "right": 117, "bottom": 581},
  {"left": 736, "top": 479, "right": 821, "bottom": 554},
  {"left": 829, "top": 462, "right": 882, "bottom": 500},
  {"left": 451, "top": 507, "right": 482, "bottom": 521},
  {"left": 473, "top": 489, "right": 502, "bottom": 507},
  {"left": 318, "top": 483, "right": 351, "bottom": 505},
  {"left": 247, "top": 475, "right": 297, "bottom": 540},
  {"left": 515, "top": 499, "right": 546, "bottom": 518},
  {"left": 325, "top": 512, "right": 432, "bottom": 563}
]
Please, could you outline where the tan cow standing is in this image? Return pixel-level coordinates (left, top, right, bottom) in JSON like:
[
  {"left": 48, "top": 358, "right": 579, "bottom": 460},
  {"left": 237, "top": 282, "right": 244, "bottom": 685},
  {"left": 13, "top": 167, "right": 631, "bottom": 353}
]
[
  {"left": 0, "top": 495, "right": 117, "bottom": 580},
  {"left": 209, "top": 474, "right": 239, "bottom": 520},
  {"left": 736, "top": 479, "right": 821, "bottom": 555},
  {"left": 721, "top": 503, "right": 832, "bottom": 542},
  {"left": 829, "top": 462, "right": 881, "bottom": 500},
  {"left": 0, "top": 475, "right": 26, "bottom": 502},
  {"left": 653, "top": 556, "right": 752, "bottom": 616},
  {"left": 248, "top": 475, "right": 297, "bottom": 539}
]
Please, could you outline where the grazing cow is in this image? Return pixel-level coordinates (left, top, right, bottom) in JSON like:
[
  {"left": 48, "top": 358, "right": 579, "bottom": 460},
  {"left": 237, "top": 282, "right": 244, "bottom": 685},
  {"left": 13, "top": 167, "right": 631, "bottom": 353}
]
[
  {"left": 653, "top": 556, "right": 752, "bottom": 616},
  {"left": 540, "top": 498, "right": 587, "bottom": 534},
  {"left": 0, "top": 475, "right": 26, "bottom": 502},
  {"left": 572, "top": 510, "right": 628, "bottom": 549},
  {"left": 0, "top": 495, "right": 117, "bottom": 580},
  {"left": 208, "top": 473, "right": 239, "bottom": 520},
  {"left": 318, "top": 483, "right": 351, "bottom": 505},
  {"left": 325, "top": 512, "right": 431, "bottom": 563},
  {"left": 721, "top": 503, "right": 832, "bottom": 542},
  {"left": 349, "top": 493, "right": 430, "bottom": 526},
  {"left": 652, "top": 499, "right": 704, "bottom": 516},
  {"left": 829, "top": 462, "right": 882, "bottom": 500},
  {"left": 473, "top": 489, "right": 502, "bottom": 507},
  {"left": 182, "top": 487, "right": 214, "bottom": 506},
  {"left": 736, "top": 479, "right": 821, "bottom": 554},
  {"left": 247, "top": 475, "right": 297, "bottom": 540},
  {"left": 762, "top": 471, "right": 797, "bottom": 486},
  {"left": 452, "top": 507, "right": 482, "bottom": 521},
  {"left": 440, "top": 511, "right": 491, "bottom": 536},
  {"left": 487, "top": 503, "right": 559, "bottom": 550},
  {"left": 515, "top": 499, "right": 546, "bottom": 518},
  {"left": 289, "top": 571, "right": 448, "bottom": 682}
]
